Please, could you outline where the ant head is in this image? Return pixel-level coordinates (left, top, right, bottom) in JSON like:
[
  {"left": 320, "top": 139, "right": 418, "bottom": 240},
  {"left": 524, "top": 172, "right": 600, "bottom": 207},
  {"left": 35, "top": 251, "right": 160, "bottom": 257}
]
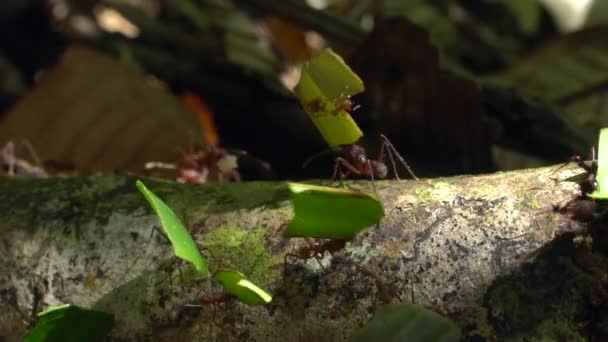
[{"left": 371, "top": 160, "right": 388, "bottom": 178}]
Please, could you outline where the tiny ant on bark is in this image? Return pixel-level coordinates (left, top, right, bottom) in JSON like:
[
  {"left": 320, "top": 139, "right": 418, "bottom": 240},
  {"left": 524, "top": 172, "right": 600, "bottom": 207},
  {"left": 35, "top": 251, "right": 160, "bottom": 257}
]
[
  {"left": 284, "top": 238, "right": 348, "bottom": 278},
  {"left": 332, "top": 92, "right": 360, "bottom": 114}
]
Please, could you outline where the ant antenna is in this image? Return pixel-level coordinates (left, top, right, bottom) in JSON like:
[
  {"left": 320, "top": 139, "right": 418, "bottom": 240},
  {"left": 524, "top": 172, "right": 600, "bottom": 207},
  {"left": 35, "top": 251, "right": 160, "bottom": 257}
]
[{"left": 302, "top": 148, "right": 333, "bottom": 168}]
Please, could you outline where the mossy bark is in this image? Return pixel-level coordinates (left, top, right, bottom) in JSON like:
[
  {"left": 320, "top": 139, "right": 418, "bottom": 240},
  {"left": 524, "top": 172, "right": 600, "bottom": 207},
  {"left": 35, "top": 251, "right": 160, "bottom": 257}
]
[{"left": 1, "top": 166, "right": 606, "bottom": 341}]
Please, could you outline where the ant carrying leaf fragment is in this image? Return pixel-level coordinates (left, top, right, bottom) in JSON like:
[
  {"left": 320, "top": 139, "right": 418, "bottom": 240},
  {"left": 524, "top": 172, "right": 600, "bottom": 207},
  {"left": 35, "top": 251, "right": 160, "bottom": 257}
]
[
  {"left": 294, "top": 48, "right": 417, "bottom": 182},
  {"left": 135, "top": 180, "right": 209, "bottom": 275},
  {"left": 282, "top": 183, "right": 383, "bottom": 278},
  {"left": 137, "top": 181, "right": 272, "bottom": 306},
  {"left": 283, "top": 183, "right": 384, "bottom": 239}
]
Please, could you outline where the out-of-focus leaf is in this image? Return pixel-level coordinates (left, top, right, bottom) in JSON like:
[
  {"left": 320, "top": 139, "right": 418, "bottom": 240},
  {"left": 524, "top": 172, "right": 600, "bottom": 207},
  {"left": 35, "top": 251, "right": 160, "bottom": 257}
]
[
  {"left": 588, "top": 128, "right": 608, "bottom": 199},
  {"left": 294, "top": 48, "right": 364, "bottom": 149},
  {"left": 489, "top": 27, "right": 608, "bottom": 133},
  {"left": 350, "top": 303, "right": 460, "bottom": 342},
  {"left": 24, "top": 304, "right": 114, "bottom": 342},
  {"left": 214, "top": 270, "right": 272, "bottom": 305},
  {"left": 264, "top": 16, "right": 318, "bottom": 62},
  {"left": 0, "top": 45, "right": 204, "bottom": 172},
  {"left": 284, "top": 182, "right": 383, "bottom": 239},
  {"left": 136, "top": 180, "right": 209, "bottom": 275},
  {"left": 585, "top": 0, "right": 608, "bottom": 29}
]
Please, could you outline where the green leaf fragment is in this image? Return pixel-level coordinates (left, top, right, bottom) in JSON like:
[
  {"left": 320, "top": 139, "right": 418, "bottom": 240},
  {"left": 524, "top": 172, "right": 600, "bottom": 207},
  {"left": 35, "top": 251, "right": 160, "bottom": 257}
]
[
  {"left": 294, "top": 48, "right": 364, "bottom": 149},
  {"left": 284, "top": 183, "right": 384, "bottom": 239},
  {"left": 350, "top": 303, "right": 461, "bottom": 342},
  {"left": 135, "top": 180, "right": 209, "bottom": 275},
  {"left": 214, "top": 270, "right": 272, "bottom": 305},
  {"left": 588, "top": 128, "right": 608, "bottom": 199},
  {"left": 24, "top": 304, "right": 114, "bottom": 342}
]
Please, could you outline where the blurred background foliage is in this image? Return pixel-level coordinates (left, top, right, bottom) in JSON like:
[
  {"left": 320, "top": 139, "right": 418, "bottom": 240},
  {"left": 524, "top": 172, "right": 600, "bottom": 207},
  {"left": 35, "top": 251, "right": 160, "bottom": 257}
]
[{"left": 1, "top": 0, "right": 608, "bottom": 180}]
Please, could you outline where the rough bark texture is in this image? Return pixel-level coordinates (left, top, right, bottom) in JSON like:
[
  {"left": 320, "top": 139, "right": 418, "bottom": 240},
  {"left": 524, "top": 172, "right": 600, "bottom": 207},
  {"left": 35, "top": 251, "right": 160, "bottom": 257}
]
[{"left": 1, "top": 166, "right": 607, "bottom": 341}]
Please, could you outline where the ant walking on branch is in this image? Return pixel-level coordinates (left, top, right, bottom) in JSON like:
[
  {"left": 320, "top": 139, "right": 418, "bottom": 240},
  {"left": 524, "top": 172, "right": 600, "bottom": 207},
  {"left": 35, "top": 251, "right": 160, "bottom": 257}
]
[
  {"left": 304, "top": 134, "right": 418, "bottom": 184},
  {"left": 284, "top": 238, "right": 349, "bottom": 278},
  {"left": 332, "top": 134, "right": 418, "bottom": 182}
]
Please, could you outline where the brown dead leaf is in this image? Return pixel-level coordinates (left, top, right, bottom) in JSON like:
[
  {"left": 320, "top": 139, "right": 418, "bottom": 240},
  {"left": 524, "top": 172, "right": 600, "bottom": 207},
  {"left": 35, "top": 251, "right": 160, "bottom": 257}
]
[
  {"left": 349, "top": 18, "right": 495, "bottom": 175},
  {"left": 0, "top": 45, "right": 204, "bottom": 172},
  {"left": 264, "top": 16, "right": 320, "bottom": 62}
]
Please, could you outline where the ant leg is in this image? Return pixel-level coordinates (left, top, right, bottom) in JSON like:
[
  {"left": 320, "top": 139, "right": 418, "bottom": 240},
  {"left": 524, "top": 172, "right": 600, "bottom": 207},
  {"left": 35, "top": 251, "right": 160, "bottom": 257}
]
[
  {"left": 379, "top": 134, "right": 418, "bottom": 180},
  {"left": 366, "top": 160, "right": 378, "bottom": 195},
  {"left": 333, "top": 157, "right": 359, "bottom": 186},
  {"left": 305, "top": 238, "right": 327, "bottom": 272},
  {"left": 114, "top": 225, "right": 159, "bottom": 286}
]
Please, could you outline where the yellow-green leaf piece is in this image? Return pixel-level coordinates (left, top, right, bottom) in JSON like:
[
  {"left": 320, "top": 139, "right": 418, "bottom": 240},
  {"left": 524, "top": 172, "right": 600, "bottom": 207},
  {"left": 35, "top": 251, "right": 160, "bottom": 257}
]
[
  {"left": 136, "top": 180, "right": 209, "bottom": 275},
  {"left": 294, "top": 48, "right": 364, "bottom": 149},
  {"left": 588, "top": 128, "right": 608, "bottom": 199},
  {"left": 214, "top": 270, "right": 272, "bottom": 305},
  {"left": 284, "top": 182, "right": 384, "bottom": 239}
]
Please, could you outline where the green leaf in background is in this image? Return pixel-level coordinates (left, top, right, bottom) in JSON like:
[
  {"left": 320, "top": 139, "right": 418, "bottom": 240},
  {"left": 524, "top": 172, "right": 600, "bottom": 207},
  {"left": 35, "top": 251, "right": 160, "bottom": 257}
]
[
  {"left": 284, "top": 183, "right": 384, "bottom": 239},
  {"left": 588, "top": 128, "right": 608, "bottom": 199},
  {"left": 350, "top": 303, "right": 461, "bottom": 342},
  {"left": 294, "top": 48, "right": 364, "bottom": 149},
  {"left": 135, "top": 180, "right": 209, "bottom": 275},
  {"left": 24, "top": 304, "right": 114, "bottom": 342},
  {"left": 214, "top": 270, "right": 272, "bottom": 305}
]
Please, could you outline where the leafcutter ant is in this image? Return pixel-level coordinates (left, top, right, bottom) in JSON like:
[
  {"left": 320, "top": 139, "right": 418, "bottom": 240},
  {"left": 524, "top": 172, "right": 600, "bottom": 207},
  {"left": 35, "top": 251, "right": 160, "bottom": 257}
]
[
  {"left": 284, "top": 238, "right": 348, "bottom": 278},
  {"left": 332, "top": 134, "right": 417, "bottom": 183},
  {"left": 552, "top": 147, "right": 597, "bottom": 196}
]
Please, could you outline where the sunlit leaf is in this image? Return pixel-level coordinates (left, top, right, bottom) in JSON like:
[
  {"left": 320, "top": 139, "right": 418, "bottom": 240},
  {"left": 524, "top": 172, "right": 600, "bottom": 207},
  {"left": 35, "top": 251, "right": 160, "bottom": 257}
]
[
  {"left": 135, "top": 180, "right": 209, "bottom": 275},
  {"left": 588, "top": 128, "right": 608, "bottom": 199},
  {"left": 214, "top": 270, "right": 272, "bottom": 305},
  {"left": 24, "top": 304, "right": 114, "bottom": 342},
  {"left": 284, "top": 183, "right": 384, "bottom": 239},
  {"left": 350, "top": 303, "right": 460, "bottom": 342},
  {"left": 294, "top": 48, "right": 364, "bottom": 149}
]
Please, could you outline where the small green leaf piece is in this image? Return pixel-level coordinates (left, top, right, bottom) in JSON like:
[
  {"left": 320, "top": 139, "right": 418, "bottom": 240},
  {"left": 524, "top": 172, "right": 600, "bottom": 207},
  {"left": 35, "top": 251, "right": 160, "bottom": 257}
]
[
  {"left": 214, "top": 270, "right": 272, "bottom": 305},
  {"left": 350, "top": 303, "right": 461, "bottom": 342},
  {"left": 24, "top": 304, "right": 114, "bottom": 342},
  {"left": 294, "top": 48, "right": 364, "bottom": 149},
  {"left": 284, "top": 183, "right": 384, "bottom": 239},
  {"left": 588, "top": 128, "right": 608, "bottom": 199},
  {"left": 136, "top": 180, "right": 209, "bottom": 275}
]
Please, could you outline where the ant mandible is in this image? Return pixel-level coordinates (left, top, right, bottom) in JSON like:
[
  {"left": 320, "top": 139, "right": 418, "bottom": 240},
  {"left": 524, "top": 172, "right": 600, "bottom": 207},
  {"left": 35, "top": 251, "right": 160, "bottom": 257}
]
[{"left": 332, "top": 134, "right": 418, "bottom": 182}]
